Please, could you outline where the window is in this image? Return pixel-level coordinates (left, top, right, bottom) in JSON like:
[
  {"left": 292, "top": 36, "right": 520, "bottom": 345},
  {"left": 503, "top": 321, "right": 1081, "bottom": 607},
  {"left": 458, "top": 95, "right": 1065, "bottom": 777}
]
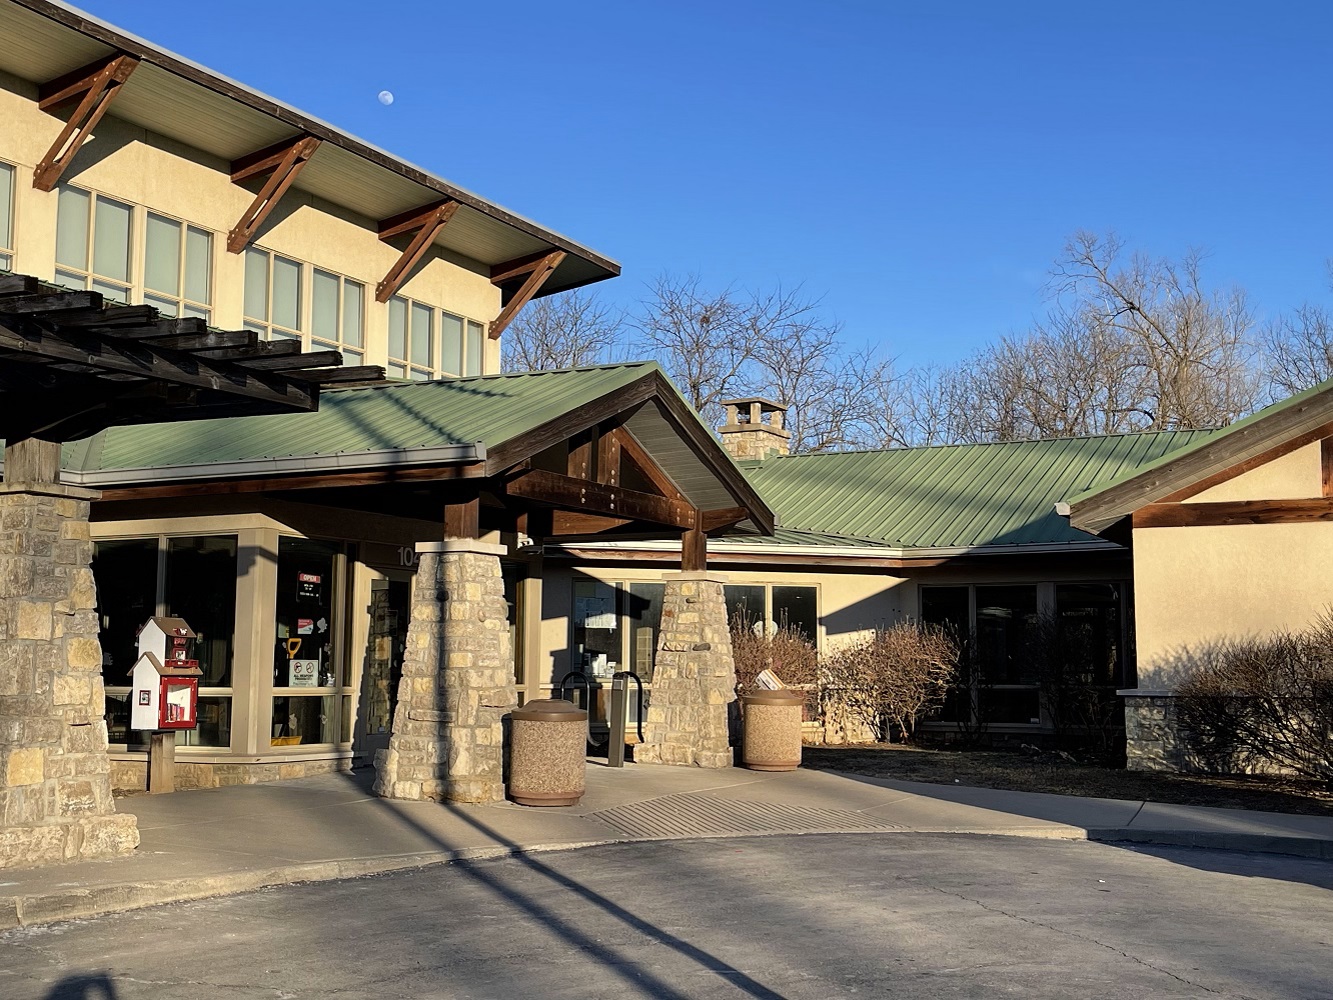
[
  {"left": 246, "top": 249, "right": 365, "bottom": 360},
  {"left": 93, "top": 535, "right": 238, "bottom": 748},
  {"left": 312, "top": 268, "right": 364, "bottom": 363},
  {"left": 975, "top": 585, "right": 1040, "bottom": 724},
  {"left": 0, "top": 161, "right": 14, "bottom": 271},
  {"left": 1056, "top": 583, "right": 1126, "bottom": 688},
  {"left": 56, "top": 185, "right": 132, "bottom": 302},
  {"left": 389, "top": 294, "right": 486, "bottom": 379},
  {"left": 724, "top": 584, "right": 819, "bottom": 643},
  {"left": 244, "top": 247, "right": 303, "bottom": 341},
  {"left": 143, "top": 212, "right": 212, "bottom": 321}
]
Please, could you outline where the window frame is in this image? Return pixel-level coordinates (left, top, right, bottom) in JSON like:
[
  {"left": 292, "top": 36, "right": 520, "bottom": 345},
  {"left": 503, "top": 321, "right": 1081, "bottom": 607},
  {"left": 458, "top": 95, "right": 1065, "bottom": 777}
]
[
  {"left": 245, "top": 247, "right": 367, "bottom": 362},
  {"left": 388, "top": 292, "right": 487, "bottom": 379},
  {"left": 142, "top": 210, "right": 214, "bottom": 322},
  {"left": 0, "top": 159, "right": 16, "bottom": 272}
]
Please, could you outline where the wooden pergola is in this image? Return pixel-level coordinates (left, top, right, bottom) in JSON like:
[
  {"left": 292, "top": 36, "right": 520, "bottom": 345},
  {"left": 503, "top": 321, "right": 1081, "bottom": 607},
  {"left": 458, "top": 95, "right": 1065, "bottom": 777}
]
[{"left": 0, "top": 272, "right": 384, "bottom": 478}]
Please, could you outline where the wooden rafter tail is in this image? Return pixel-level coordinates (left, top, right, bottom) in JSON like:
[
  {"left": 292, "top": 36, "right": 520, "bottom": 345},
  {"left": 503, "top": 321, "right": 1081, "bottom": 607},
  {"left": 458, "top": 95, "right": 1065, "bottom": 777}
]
[
  {"left": 374, "top": 200, "right": 459, "bottom": 303},
  {"left": 282, "top": 365, "right": 386, "bottom": 384},
  {"left": 488, "top": 250, "right": 566, "bottom": 340},
  {"left": 226, "top": 136, "right": 321, "bottom": 253},
  {"left": 33, "top": 54, "right": 140, "bottom": 192}
]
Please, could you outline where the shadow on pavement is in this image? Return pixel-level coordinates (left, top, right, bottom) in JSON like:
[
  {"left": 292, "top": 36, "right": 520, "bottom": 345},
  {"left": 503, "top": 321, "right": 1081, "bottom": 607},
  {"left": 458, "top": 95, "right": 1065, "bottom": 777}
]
[
  {"left": 1108, "top": 842, "right": 1333, "bottom": 891},
  {"left": 335, "top": 770, "right": 788, "bottom": 1000},
  {"left": 43, "top": 973, "right": 119, "bottom": 999}
]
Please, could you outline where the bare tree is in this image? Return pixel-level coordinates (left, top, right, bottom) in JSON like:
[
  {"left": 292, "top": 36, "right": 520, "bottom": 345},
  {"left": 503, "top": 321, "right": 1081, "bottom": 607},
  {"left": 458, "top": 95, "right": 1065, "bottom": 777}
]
[
  {"left": 1262, "top": 301, "right": 1333, "bottom": 400},
  {"left": 500, "top": 289, "right": 624, "bottom": 372}
]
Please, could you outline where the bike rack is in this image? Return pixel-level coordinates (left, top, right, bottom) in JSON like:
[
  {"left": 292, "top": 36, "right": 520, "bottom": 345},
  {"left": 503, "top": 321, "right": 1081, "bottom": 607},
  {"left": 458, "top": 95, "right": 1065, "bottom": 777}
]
[{"left": 557, "top": 668, "right": 646, "bottom": 766}]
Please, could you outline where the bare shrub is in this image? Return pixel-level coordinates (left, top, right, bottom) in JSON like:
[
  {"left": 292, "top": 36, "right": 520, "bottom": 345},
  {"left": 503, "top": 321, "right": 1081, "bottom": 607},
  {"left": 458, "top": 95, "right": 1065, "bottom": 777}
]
[
  {"left": 729, "top": 617, "right": 819, "bottom": 720},
  {"left": 819, "top": 623, "right": 958, "bottom": 743},
  {"left": 1175, "top": 615, "right": 1333, "bottom": 785},
  {"left": 1028, "top": 612, "right": 1123, "bottom": 757}
]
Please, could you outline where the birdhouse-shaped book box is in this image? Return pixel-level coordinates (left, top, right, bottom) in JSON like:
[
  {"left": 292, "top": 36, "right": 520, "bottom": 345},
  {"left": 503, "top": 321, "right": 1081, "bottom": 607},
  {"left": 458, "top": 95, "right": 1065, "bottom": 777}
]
[{"left": 129, "top": 617, "right": 204, "bottom": 731}]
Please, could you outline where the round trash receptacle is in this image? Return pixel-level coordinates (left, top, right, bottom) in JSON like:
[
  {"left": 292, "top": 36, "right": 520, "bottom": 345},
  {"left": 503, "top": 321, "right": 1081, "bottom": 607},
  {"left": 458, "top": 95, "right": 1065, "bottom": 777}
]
[
  {"left": 740, "top": 689, "right": 805, "bottom": 771},
  {"left": 509, "top": 698, "right": 587, "bottom": 806}
]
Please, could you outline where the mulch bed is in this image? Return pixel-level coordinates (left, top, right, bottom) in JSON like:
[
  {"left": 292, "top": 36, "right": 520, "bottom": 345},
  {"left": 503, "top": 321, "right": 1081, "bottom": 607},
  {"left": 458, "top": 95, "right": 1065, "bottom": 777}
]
[{"left": 801, "top": 743, "right": 1333, "bottom": 817}]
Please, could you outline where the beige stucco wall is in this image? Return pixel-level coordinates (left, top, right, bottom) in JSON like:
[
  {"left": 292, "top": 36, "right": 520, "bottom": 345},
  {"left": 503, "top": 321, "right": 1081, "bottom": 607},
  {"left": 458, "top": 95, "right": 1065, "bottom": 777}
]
[
  {"left": 0, "top": 71, "right": 501, "bottom": 373},
  {"left": 1187, "top": 441, "right": 1321, "bottom": 502},
  {"left": 1133, "top": 521, "right": 1333, "bottom": 687}
]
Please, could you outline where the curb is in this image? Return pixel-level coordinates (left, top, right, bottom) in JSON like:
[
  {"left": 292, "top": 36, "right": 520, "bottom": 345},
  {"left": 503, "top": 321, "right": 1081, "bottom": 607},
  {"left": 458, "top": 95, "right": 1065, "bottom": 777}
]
[
  {"left": 0, "top": 839, "right": 619, "bottom": 932},
  {"left": 1086, "top": 829, "right": 1333, "bottom": 860}
]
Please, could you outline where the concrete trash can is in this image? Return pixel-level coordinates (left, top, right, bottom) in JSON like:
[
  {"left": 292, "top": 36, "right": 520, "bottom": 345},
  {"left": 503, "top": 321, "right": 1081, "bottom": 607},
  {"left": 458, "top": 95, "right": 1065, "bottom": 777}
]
[
  {"left": 509, "top": 698, "right": 588, "bottom": 806},
  {"left": 740, "top": 689, "right": 805, "bottom": 771}
]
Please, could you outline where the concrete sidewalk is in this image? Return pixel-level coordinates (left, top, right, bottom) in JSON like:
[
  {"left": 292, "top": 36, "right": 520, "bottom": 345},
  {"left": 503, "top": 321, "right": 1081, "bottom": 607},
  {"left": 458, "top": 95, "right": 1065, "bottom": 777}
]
[{"left": 2, "top": 762, "right": 1331, "bottom": 930}]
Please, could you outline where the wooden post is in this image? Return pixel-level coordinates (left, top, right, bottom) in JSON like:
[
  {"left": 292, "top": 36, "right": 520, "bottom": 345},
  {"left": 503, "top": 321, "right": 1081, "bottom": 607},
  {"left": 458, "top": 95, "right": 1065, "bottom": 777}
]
[
  {"left": 681, "top": 509, "right": 706, "bottom": 572},
  {"left": 148, "top": 731, "right": 176, "bottom": 794},
  {"left": 3, "top": 437, "right": 61, "bottom": 485},
  {"left": 443, "top": 493, "right": 480, "bottom": 539}
]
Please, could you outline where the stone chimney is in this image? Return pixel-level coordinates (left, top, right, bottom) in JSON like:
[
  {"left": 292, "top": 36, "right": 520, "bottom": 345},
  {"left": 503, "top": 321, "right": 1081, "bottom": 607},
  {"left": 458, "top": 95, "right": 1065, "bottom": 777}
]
[{"left": 718, "top": 398, "right": 791, "bottom": 460}]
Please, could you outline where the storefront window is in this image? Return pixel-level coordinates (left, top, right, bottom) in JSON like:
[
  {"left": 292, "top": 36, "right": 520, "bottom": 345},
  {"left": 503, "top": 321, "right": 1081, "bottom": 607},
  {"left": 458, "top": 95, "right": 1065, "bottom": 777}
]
[
  {"left": 92, "top": 538, "right": 158, "bottom": 688},
  {"left": 627, "top": 583, "right": 665, "bottom": 681},
  {"left": 772, "top": 586, "right": 817, "bottom": 641},
  {"left": 571, "top": 579, "right": 620, "bottom": 681},
  {"left": 1056, "top": 583, "right": 1123, "bottom": 687},
  {"left": 272, "top": 537, "right": 342, "bottom": 745},
  {"left": 724, "top": 585, "right": 766, "bottom": 630},
  {"left": 165, "top": 535, "right": 236, "bottom": 687}
]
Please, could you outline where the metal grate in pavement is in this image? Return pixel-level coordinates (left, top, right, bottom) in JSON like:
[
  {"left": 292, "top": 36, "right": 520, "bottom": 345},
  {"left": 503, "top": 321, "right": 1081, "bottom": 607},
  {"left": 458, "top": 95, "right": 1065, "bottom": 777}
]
[{"left": 590, "top": 793, "right": 903, "bottom": 840}]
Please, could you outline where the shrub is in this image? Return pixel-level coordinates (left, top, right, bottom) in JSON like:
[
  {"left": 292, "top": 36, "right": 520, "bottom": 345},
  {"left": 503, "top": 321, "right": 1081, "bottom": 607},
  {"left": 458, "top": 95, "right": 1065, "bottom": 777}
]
[
  {"left": 819, "top": 623, "right": 958, "bottom": 742},
  {"left": 729, "top": 617, "right": 819, "bottom": 721},
  {"left": 1175, "top": 615, "right": 1333, "bottom": 786}
]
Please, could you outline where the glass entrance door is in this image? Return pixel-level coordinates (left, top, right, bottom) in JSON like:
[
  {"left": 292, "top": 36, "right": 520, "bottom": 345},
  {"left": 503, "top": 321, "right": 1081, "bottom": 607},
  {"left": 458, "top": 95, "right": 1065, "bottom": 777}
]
[{"left": 355, "top": 572, "right": 411, "bottom": 756}]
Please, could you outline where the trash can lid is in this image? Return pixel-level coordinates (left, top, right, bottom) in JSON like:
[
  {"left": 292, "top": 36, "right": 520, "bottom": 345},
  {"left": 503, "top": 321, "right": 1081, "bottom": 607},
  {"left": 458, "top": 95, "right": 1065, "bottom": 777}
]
[
  {"left": 741, "top": 689, "right": 805, "bottom": 706},
  {"left": 512, "top": 698, "right": 589, "bottom": 722}
]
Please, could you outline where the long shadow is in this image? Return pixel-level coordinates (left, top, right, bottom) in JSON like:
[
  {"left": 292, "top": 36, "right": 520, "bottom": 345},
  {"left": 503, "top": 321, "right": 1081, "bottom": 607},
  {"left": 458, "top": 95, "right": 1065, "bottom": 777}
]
[
  {"left": 43, "top": 974, "right": 119, "bottom": 999},
  {"left": 335, "top": 770, "right": 786, "bottom": 1000}
]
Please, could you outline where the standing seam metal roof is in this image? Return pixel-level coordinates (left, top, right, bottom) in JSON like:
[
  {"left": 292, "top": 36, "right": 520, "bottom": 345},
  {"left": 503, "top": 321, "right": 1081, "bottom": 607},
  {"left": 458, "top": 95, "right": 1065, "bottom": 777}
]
[{"left": 739, "top": 430, "right": 1217, "bottom": 549}]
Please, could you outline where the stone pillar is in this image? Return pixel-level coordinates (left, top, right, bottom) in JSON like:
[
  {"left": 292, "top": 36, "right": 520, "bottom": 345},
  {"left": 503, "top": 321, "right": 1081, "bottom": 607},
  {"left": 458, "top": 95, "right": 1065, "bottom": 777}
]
[
  {"left": 1123, "top": 691, "right": 1187, "bottom": 772},
  {"left": 0, "top": 484, "right": 139, "bottom": 868},
  {"left": 374, "top": 540, "right": 516, "bottom": 804},
  {"left": 636, "top": 572, "right": 735, "bottom": 768}
]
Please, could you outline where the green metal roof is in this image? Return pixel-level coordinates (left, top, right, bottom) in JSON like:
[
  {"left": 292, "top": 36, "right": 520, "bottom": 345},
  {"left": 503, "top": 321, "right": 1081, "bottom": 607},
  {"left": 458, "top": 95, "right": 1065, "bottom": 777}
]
[
  {"left": 741, "top": 430, "right": 1217, "bottom": 550},
  {"left": 63, "top": 363, "right": 662, "bottom": 473}
]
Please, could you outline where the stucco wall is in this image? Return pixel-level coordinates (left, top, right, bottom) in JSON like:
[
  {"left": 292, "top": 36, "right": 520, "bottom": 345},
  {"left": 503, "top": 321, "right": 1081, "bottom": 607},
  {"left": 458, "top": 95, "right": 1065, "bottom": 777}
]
[
  {"left": 1133, "top": 521, "right": 1333, "bottom": 686},
  {"left": 0, "top": 72, "right": 501, "bottom": 372},
  {"left": 1187, "top": 441, "right": 1321, "bottom": 502}
]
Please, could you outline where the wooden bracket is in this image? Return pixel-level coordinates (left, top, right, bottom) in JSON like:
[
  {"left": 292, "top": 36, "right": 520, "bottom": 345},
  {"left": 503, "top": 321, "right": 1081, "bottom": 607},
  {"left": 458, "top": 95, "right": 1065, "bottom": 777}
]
[
  {"left": 226, "top": 136, "right": 321, "bottom": 253},
  {"left": 488, "top": 250, "right": 566, "bottom": 340},
  {"left": 34, "top": 54, "right": 140, "bottom": 191},
  {"left": 374, "top": 200, "right": 459, "bottom": 302}
]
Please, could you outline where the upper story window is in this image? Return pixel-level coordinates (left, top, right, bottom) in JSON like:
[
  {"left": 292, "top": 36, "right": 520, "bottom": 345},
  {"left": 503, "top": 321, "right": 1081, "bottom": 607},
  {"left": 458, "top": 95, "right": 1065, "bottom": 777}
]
[
  {"left": 388, "top": 294, "right": 485, "bottom": 380},
  {"left": 0, "top": 161, "right": 14, "bottom": 271},
  {"left": 245, "top": 248, "right": 363, "bottom": 362},
  {"left": 143, "top": 212, "right": 212, "bottom": 321},
  {"left": 56, "top": 186, "right": 133, "bottom": 302},
  {"left": 54, "top": 185, "right": 214, "bottom": 320}
]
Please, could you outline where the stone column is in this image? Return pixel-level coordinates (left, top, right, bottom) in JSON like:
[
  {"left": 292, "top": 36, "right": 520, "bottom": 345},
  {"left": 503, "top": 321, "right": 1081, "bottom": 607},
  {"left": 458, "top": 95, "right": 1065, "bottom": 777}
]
[
  {"left": 636, "top": 572, "right": 735, "bottom": 768},
  {"left": 374, "top": 540, "right": 516, "bottom": 804},
  {"left": 1123, "top": 691, "right": 1187, "bottom": 772},
  {"left": 0, "top": 484, "right": 139, "bottom": 868}
]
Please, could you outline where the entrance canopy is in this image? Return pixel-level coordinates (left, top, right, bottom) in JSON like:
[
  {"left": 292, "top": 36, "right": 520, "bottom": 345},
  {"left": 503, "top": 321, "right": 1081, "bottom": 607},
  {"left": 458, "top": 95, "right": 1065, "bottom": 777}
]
[{"left": 41, "top": 362, "right": 775, "bottom": 545}]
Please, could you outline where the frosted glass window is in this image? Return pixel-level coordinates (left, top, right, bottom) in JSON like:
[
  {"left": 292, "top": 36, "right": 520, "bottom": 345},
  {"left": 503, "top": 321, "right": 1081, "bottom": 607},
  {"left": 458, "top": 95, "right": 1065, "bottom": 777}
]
[
  {"left": 56, "top": 186, "right": 90, "bottom": 269},
  {"left": 243, "top": 249, "right": 268, "bottom": 321},
  {"left": 92, "top": 197, "right": 131, "bottom": 283},
  {"left": 0, "top": 162, "right": 13, "bottom": 254},
  {"left": 271, "top": 255, "right": 301, "bottom": 331},
  {"left": 466, "top": 320, "right": 484, "bottom": 377},
  {"left": 388, "top": 297, "right": 407, "bottom": 361},
  {"left": 312, "top": 269, "right": 339, "bottom": 340},
  {"left": 440, "top": 313, "right": 463, "bottom": 374},
  {"left": 184, "top": 227, "right": 211, "bottom": 304},
  {"left": 144, "top": 214, "right": 181, "bottom": 296},
  {"left": 342, "top": 281, "right": 363, "bottom": 348},
  {"left": 410, "top": 302, "right": 432, "bottom": 367}
]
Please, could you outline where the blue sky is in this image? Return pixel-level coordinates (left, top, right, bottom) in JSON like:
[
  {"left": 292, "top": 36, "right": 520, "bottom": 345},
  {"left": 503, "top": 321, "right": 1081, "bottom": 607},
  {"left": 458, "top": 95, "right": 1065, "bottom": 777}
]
[{"left": 81, "top": 0, "right": 1333, "bottom": 368}]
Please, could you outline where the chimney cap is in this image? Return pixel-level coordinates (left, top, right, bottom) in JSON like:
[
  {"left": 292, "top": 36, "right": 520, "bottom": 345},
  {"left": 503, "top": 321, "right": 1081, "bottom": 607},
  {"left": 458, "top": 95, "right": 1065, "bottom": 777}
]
[{"left": 719, "top": 397, "right": 786, "bottom": 412}]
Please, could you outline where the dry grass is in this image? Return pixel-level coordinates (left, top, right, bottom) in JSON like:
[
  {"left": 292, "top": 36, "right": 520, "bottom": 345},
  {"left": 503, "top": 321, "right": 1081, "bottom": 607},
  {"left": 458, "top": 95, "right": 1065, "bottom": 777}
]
[{"left": 802, "top": 742, "right": 1333, "bottom": 816}]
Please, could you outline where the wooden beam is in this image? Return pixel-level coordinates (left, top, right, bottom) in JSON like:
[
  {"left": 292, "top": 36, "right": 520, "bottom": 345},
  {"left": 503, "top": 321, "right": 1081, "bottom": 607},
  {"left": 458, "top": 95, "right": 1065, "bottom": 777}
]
[
  {"left": 615, "top": 427, "right": 685, "bottom": 500},
  {"left": 489, "top": 251, "right": 565, "bottom": 340},
  {"left": 283, "top": 365, "right": 385, "bottom": 384},
  {"left": 375, "top": 200, "right": 460, "bottom": 302},
  {"left": 1322, "top": 438, "right": 1333, "bottom": 497},
  {"left": 34, "top": 54, "right": 139, "bottom": 191},
  {"left": 550, "top": 511, "right": 636, "bottom": 535},
  {"left": 196, "top": 340, "right": 304, "bottom": 361},
  {"left": 681, "top": 511, "right": 707, "bottom": 572},
  {"left": 700, "top": 506, "right": 750, "bottom": 532},
  {"left": 1134, "top": 498, "right": 1333, "bottom": 528},
  {"left": 567, "top": 429, "right": 593, "bottom": 479},
  {"left": 504, "top": 469, "right": 697, "bottom": 529},
  {"left": 1158, "top": 421, "right": 1333, "bottom": 503},
  {"left": 489, "top": 250, "right": 556, "bottom": 285},
  {"left": 95, "top": 462, "right": 485, "bottom": 502},
  {"left": 226, "top": 136, "right": 320, "bottom": 253},
  {"left": 443, "top": 495, "right": 481, "bottom": 539},
  {"left": 237, "top": 350, "right": 342, "bottom": 371},
  {"left": 596, "top": 423, "right": 621, "bottom": 487},
  {"left": 3, "top": 437, "right": 62, "bottom": 484}
]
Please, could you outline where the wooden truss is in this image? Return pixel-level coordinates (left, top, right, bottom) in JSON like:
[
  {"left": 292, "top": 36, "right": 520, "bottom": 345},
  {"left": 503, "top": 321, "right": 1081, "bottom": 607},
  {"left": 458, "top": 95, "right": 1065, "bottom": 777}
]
[
  {"left": 375, "top": 200, "right": 460, "bottom": 302},
  {"left": 488, "top": 250, "right": 566, "bottom": 340},
  {"left": 0, "top": 272, "right": 384, "bottom": 444},
  {"left": 34, "top": 54, "right": 140, "bottom": 191},
  {"left": 226, "top": 135, "right": 322, "bottom": 253}
]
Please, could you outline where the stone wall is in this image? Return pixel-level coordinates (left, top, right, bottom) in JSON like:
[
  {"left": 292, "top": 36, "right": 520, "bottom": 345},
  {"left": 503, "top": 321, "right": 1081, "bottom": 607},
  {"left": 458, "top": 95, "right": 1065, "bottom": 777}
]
[
  {"left": 0, "top": 485, "right": 138, "bottom": 868},
  {"left": 111, "top": 754, "right": 353, "bottom": 792},
  {"left": 1124, "top": 693, "right": 1187, "bottom": 772},
  {"left": 374, "top": 541, "right": 516, "bottom": 804},
  {"left": 637, "top": 573, "right": 736, "bottom": 768}
]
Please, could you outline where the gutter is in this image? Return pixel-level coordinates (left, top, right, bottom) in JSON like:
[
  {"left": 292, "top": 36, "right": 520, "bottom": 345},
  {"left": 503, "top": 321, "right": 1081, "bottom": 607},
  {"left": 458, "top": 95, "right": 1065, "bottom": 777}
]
[
  {"left": 549, "top": 538, "right": 1123, "bottom": 560},
  {"left": 2, "top": 442, "right": 486, "bottom": 487}
]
